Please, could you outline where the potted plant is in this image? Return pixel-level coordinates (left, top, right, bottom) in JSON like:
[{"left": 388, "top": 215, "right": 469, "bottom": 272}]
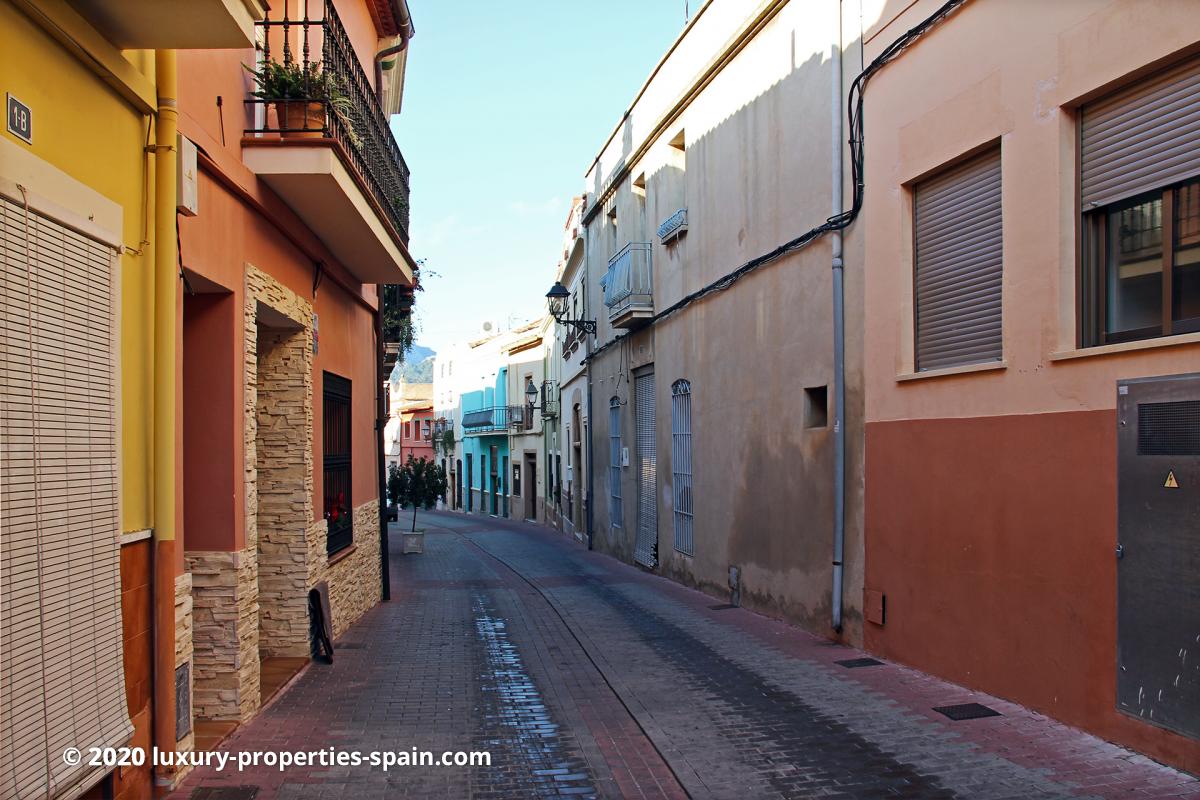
[
  {"left": 389, "top": 456, "right": 448, "bottom": 554},
  {"left": 244, "top": 60, "right": 361, "bottom": 147}
]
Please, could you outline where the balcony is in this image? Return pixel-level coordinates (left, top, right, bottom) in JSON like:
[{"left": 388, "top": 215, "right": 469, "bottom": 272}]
[
  {"left": 69, "top": 0, "right": 267, "bottom": 48},
  {"left": 242, "top": 0, "right": 413, "bottom": 285},
  {"left": 461, "top": 406, "right": 512, "bottom": 435},
  {"left": 602, "top": 243, "right": 653, "bottom": 329},
  {"left": 657, "top": 208, "right": 687, "bottom": 244}
]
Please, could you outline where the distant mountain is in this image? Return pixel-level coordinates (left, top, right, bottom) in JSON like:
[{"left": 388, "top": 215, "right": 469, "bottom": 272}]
[
  {"left": 405, "top": 344, "right": 435, "bottom": 364},
  {"left": 399, "top": 344, "right": 435, "bottom": 383}
]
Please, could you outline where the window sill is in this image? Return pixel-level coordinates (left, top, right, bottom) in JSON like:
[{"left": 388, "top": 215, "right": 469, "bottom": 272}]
[
  {"left": 1049, "top": 331, "right": 1200, "bottom": 362},
  {"left": 327, "top": 543, "right": 357, "bottom": 566},
  {"left": 896, "top": 361, "right": 1007, "bottom": 383}
]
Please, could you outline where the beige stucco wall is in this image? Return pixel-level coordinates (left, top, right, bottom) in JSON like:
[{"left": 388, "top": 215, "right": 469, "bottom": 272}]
[
  {"left": 581, "top": 0, "right": 867, "bottom": 642},
  {"left": 863, "top": 0, "right": 1200, "bottom": 425}
]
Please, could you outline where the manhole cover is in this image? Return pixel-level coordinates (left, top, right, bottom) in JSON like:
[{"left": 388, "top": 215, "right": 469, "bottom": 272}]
[
  {"left": 933, "top": 702, "right": 1001, "bottom": 721},
  {"left": 836, "top": 657, "right": 884, "bottom": 668},
  {"left": 190, "top": 788, "right": 259, "bottom": 800}
]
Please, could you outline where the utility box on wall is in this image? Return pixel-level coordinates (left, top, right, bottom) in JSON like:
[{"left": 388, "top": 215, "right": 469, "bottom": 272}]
[
  {"left": 1116, "top": 373, "right": 1200, "bottom": 740},
  {"left": 176, "top": 133, "right": 198, "bottom": 216}
]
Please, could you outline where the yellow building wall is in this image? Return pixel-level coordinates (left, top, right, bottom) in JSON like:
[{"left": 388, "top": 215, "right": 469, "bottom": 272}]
[{"left": 0, "top": 1, "right": 156, "bottom": 532}]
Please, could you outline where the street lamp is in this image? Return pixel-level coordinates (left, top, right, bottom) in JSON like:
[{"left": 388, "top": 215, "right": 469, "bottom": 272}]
[
  {"left": 545, "top": 281, "right": 597, "bottom": 335},
  {"left": 525, "top": 378, "right": 541, "bottom": 410}
]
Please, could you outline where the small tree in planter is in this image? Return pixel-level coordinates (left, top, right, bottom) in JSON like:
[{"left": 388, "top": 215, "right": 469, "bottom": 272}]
[{"left": 391, "top": 455, "right": 447, "bottom": 534}]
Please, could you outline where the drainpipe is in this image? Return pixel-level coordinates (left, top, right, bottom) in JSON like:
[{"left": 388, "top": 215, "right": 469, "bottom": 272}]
[
  {"left": 373, "top": 0, "right": 414, "bottom": 107},
  {"left": 376, "top": 293, "right": 391, "bottom": 602},
  {"left": 830, "top": 16, "right": 846, "bottom": 634},
  {"left": 585, "top": 354, "right": 595, "bottom": 550},
  {"left": 152, "top": 49, "right": 180, "bottom": 789}
]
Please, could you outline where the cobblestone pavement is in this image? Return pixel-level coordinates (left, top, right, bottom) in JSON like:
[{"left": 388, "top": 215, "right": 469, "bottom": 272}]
[{"left": 173, "top": 512, "right": 1200, "bottom": 800}]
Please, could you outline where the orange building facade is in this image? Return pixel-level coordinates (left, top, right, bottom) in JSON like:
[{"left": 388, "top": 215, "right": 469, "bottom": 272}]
[{"left": 171, "top": 0, "right": 416, "bottom": 773}]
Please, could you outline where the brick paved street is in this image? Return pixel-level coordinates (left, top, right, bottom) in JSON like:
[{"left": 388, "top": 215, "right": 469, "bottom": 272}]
[{"left": 173, "top": 512, "right": 1200, "bottom": 799}]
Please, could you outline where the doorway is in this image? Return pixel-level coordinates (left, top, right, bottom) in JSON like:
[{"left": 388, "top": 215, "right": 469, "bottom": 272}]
[
  {"left": 1116, "top": 373, "right": 1200, "bottom": 739},
  {"left": 633, "top": 372, "right": 657, "bottom": 568},
  {"left": 525, "top": 454, "right": 537, "bottom": 521}
]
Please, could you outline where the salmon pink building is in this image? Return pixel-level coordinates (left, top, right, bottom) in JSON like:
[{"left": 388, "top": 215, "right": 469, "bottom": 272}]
[{"left": 861, "top": 0, "right": 1200, "bottom": 773}]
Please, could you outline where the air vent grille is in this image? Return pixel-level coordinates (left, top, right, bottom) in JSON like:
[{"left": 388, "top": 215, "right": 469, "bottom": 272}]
[{"left": 1137, "top": 400, "right": 1200, "bottom": 455}]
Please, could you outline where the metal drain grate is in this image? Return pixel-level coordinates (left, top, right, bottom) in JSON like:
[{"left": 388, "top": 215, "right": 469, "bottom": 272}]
[
  {"left": 708, "top": 603, "right": 737, "bottom": 611},
  {"left": 190, "top": 788, "right": 259, "bottom": 800},
  {"left": 933, "top": 702, "right": 1001, "bottom": 721},
  {"left": 336, "top": 642, "right": 365, "bottom": 649},
  {"left": 836, "top": 657, "right": 884, "bottom": 668}
]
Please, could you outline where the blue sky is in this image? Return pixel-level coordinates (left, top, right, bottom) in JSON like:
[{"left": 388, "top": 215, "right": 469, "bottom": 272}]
[{"left": 391, "top": 0, "right": 688, "bottom": 356}]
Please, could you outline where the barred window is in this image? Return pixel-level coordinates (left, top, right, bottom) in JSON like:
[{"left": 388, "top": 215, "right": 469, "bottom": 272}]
[
  {"left": 609, "top": 397, "right": 623, "bottom": 527},
  {"left": 323, "top": 373, "right": 352, "bottom": 554},
  {"left": 671, "top": 380, "right": 693, "bottom": 555}
]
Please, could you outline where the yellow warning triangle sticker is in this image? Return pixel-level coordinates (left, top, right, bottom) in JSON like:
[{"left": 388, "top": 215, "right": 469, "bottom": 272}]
[{"left": 1165, "top": 471, "right": 1179, "bottom": 489}]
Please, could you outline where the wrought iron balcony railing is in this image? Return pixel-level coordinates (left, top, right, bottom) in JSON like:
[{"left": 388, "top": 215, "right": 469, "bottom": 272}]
[
  {"left": 602, "top": 242, "right": 654, "bottom": 329},
  {"left": 247, "top": 0, "right": 410, "bottom": 244},
  {"left": 460, "top": 406, "right": 511, "bottom": 434}
]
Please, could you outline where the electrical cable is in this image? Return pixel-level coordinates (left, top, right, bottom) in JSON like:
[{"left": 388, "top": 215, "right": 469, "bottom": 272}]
[{"left": 586, "top": 0, "right": 968, "bottom": 364}]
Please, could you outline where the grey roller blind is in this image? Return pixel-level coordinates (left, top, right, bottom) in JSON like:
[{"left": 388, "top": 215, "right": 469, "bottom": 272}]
[
  {"left": 914, "top": 149, "right": 1003, "bottom": 372},
  {"left": 1081, "top": 56, "right": 1200, "bottom": 208},
  {"left": 0, "top": 194, "right": 132, "bottom": 799}
]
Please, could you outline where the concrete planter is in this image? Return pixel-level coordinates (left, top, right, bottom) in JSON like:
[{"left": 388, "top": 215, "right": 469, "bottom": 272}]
[{"left": 401, "top": 527, "right": 425, "bottom": 555}]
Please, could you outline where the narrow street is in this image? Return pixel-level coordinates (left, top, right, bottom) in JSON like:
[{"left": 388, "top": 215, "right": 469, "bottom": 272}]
[{"left": 174, "top": 512, "right": 1198, "bottom": 800}]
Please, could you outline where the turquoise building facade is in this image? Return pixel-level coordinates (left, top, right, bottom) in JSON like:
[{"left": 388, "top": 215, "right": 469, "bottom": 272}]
[{"left": 460, "top": 366, "right": 510, "bottom": 516}]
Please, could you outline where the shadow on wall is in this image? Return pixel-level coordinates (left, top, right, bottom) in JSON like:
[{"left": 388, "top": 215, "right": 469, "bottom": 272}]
[{"left": 585, "top": 39, "right": 865, "bottom": 643}]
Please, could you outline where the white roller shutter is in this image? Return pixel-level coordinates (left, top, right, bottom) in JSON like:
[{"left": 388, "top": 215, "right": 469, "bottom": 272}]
[{"left": 0, "top": 193, "right": 132, "bottom": 800}]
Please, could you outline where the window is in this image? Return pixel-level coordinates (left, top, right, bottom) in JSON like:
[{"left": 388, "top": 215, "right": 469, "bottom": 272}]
[
  {"left": 512, "top": 461, "right": 521, "bottom": 496},
  {"left": 913, "top": 147, "right": 1003, "bottom": 371},
  {"left": 671, "top": 380, "right": 694, "bottom": 555},
  {"left": 1, "top": 195, "right": 133, "bottom": 793},
  {"left": 404, "top": 421, "right": 411, "bottom": 439},
  {"left": 323, "top": 373, "right": 353, "bottom": 554},
  {"left": 1080, "top": 56, "right": 1200, "bottom": 345},
  {"left": 609, "top": 398, "right": 623, "bottom": 527}
]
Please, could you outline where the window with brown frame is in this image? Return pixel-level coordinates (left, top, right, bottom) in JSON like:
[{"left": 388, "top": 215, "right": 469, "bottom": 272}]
[
  {"left": 1080, "top": 56, "right": 1200, "bottom": 346},
  {"left": 1082, "top": 181, "right": 1200, "bottom": 344},
  {"left": 323, "top": 373, "right": 353, "bottom": 554}
]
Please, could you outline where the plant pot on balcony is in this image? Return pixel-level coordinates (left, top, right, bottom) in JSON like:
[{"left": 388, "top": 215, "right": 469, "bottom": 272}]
[{"left": 275, "top": 100, "right": 325, "bottom": 138}]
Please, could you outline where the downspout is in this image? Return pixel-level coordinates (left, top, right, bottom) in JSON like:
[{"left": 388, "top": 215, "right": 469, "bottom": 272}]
[
  {"left": 376, "top": 292, "right": 391, "bottom": 601},
  {"left": 152, "top": 49, "right": 180, "bottom": 789},
  {"left": 373, "top": 1, "right": 414, "bottom": 107},
  {"left": 585, "top": 346, "right": 594, "bottom": 550},
  {"left": 830, "top": 14, "right": 846, "bottom": 634}
]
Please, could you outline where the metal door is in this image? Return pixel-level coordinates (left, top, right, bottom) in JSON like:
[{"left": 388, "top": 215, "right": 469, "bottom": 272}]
[
  {"left": 634, "top": 373, "right": 657, "bottom": 568},
  {"left": 1117, "top": 373, "right": 1200, "bottom": 739}
]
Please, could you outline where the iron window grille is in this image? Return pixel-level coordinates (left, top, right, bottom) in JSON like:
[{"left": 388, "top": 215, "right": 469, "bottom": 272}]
[
  {"left": 671, "top": 380, "right": 694, "bottom": 556},
  {"left": 609, "top": 398, "right": 623, "bottom": 527},
  {"left": 323, "top": 372, "right": 353, "bottom": 554}
]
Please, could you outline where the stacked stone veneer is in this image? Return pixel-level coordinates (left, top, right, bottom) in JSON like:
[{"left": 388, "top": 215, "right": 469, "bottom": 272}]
[
  {"left": 187, "top": 263, "right": 381, "bottom": 724},
  {"left": 316, "top": 501, "right": 382, "bottom": 638},
  {"left": 172, "top": 571, "right": 195, "bottom": 785},
  {"left": 186, "top": 549, "right": 259, "bottom": 722},
  {"left": 256, "top": 325, "right": 313, "bottom": 658}
]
